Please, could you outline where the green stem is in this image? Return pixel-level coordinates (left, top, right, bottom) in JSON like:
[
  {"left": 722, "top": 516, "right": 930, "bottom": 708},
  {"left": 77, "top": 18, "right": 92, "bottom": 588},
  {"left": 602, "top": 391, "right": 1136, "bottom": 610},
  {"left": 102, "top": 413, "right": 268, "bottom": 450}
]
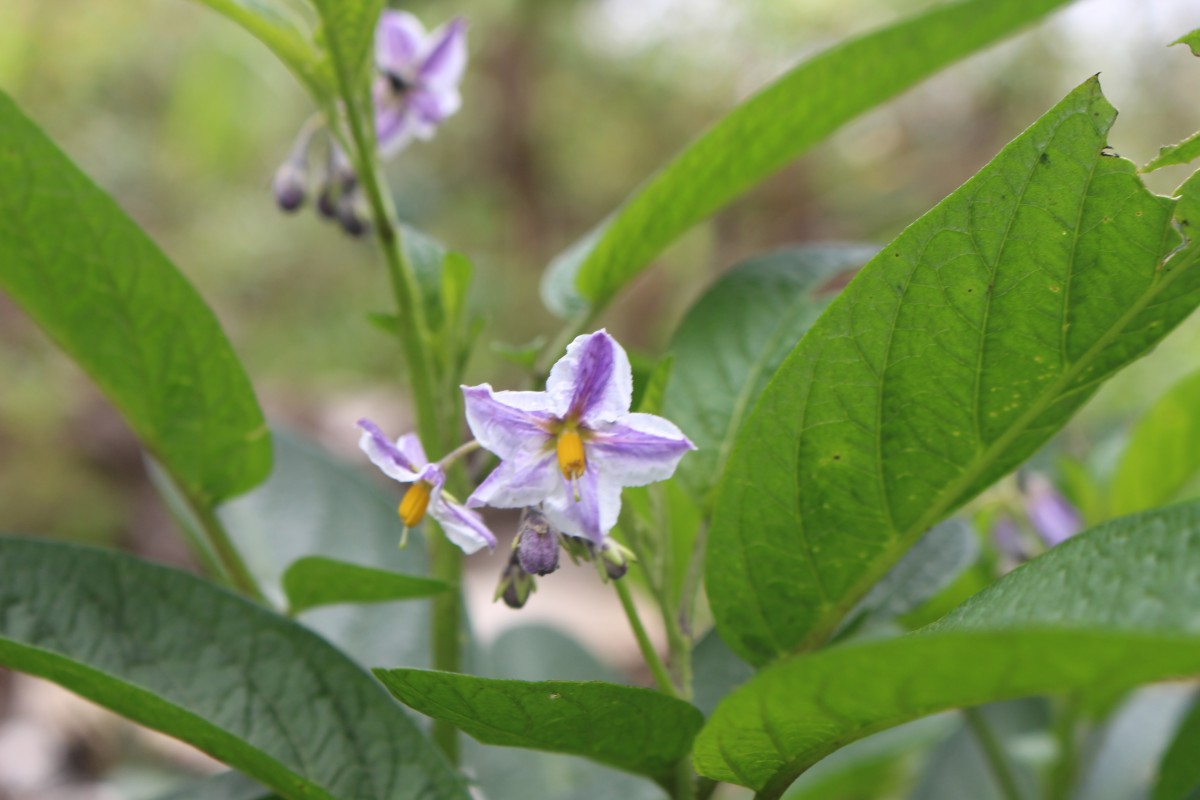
[
  {"left": 964, "top": 707, "right": 1023, "bottom": 800},
  {"left": 673, "top": 756, "right": 697, "bottom": 800},
  {"left": 193, "top": 500, "right": 265, "bottom": 603},
  {"left": 614, "top": 579, "right": 679, "bottom": 698},
  {"left": 329, "top": 61, "right": 463, "bottom": 764},
  {"left": 1046, "top": 695, "right": 1080, "bottom": 800}
]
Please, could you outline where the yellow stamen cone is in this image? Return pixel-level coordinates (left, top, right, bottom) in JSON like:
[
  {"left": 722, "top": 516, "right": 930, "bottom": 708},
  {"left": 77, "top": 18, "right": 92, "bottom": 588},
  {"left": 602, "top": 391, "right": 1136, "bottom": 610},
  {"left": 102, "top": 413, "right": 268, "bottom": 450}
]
[
  {"left": 556, "top": 429, "right": 586, "bottom": 481},
  {"left": 398, "top": 481, "right": 433, "bottom": 528}
]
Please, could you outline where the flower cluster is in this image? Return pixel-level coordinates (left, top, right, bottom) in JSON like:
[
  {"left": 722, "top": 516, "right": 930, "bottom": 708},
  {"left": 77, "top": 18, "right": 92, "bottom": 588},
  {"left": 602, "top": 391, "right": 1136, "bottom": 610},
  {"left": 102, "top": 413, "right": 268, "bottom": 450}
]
[
  {"left": 271, "top": 11, "right": 467, "bottom": 234},
  {"left": 360, "top": 330, "right": 695, "bottom": 606}
]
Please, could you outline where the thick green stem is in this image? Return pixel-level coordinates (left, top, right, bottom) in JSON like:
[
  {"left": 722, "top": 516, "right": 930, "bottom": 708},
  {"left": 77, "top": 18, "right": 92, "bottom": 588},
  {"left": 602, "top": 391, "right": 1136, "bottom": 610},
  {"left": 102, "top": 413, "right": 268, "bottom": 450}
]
[
  {"left": 193, "top": 500, "right": 265, "bottom": 603},
  {"left": 1046, "top": 695, "right": 1080, "bottom": 800},
  {"left": 964, "top": 707, "right": 1024, "bottom": 800},
  {"left": 331, "top": 63, "right": 464, "bottom": 764},
  {"left": 614, "top": 579, "right": 679, "bottom": 698}
]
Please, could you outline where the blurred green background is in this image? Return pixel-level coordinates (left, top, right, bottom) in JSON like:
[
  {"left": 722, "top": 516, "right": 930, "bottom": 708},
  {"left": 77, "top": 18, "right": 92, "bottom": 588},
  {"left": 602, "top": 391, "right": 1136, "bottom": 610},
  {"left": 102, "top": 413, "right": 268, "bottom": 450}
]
[{"left": 2, "top": 0, "right": 1200, "bottom": 797}]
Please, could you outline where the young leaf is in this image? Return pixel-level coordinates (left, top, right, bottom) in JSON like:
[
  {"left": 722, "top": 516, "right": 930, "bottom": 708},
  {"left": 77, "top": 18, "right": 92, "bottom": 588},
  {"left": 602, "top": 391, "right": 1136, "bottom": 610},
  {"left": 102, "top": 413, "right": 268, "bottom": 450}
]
[
  {"left": 708, "top": 78, "right": 1200, "bottom": 665},
  {"left": 663, "top": 245, "right": 874, "bottom": 507},
  {"left": 282, "top": 556, "right": 448, "bottom": 615},
  {"left": 1174, "top": 28, "right": 1200, "bottom": 57},
  {"left": 0, "top": 91, "right": 270, "bottom": 507},
  {"left": 540, "top": 0, "right": 1076, "bottom": 316},
  {"left": 375, "top": 669, "right": 704, "bottom": 782},
  {"left": 0, "top": 537, "right": 468, "bottom": 800},
  {"left": 1153, "top": 692, "right": 1200, "bottom": 800},
  {"left": 189, "top": 0, "right": 334, "bottom": 101},
  {"left": 694, "top": 501, "right": 1200, "bottom": 797},
  {"left": 1144, "top": 132, "right": 1200, "bottom": 174},
  {"left": 1110, "top": 368, "right": 1200, "bottom": 516}
]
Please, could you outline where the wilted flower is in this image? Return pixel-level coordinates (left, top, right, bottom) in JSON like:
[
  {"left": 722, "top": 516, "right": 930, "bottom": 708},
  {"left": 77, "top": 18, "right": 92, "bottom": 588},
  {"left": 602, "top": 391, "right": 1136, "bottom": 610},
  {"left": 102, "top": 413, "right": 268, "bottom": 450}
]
[
  {"left": 462, "top": 330, "right": 695, "bottom": 544},
  {"left": 494, "top": 550, "right": 535, "bottom": 609},
  {"left": 357, "top": 419, "right": 496, "bottom": 554},
  {"left": 372, "top": 11, "right": 467, "bottom": 157},
  {"left": 1023, "top": 474, "right": 1082, "bottom": 547}
]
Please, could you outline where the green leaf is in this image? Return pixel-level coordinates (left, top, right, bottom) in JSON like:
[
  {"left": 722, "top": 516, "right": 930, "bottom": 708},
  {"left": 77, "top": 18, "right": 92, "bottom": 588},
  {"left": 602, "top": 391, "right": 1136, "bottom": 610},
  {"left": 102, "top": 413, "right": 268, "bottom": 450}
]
[
  {"left": 1144, "top": 132, "right": 1200, "bottom": 173},
  {"left": 375, "top": 669, "right": 704, "bottom": 782},
  {"left": 663, "top": 245, "right": 873, "bottom": 507},
  {"left": 708, "top": 78, "right": 1200, "bottom": 665},
  {"left": 0, "top": 91, "right": 270, "bottom": 506},
  {"left": 188, "top": 0, "right": 334, "bottom": 100},
  {"left": 310, "top": 0, "right": 385, "bottom": 92},
  {"left": 155, "top": 770, "right": 276, "bottom": 800},
  {"left": 282, "top": 556, "right": 448, "bottom": 615},
  {"left": 1153, "top": 691, "right": 1200, "bottom": 800},
  {"left": 217, "top": 431, "right": 434, "bottom": 667},
  {"left": 0, "top": 536, "right": 467, "bottom": 800},
  {"left": 1111, "top": 368, "right": 1200, "bottom": 516},
  {"left": 540, "top": 0, "right": 1076, "bottom": 316},
  {"left": 1174, "top": 28, "right": 1200, "bottom": 57},
  {"left": 694, "top": 501, "right": 1200, "bottom": 797}
]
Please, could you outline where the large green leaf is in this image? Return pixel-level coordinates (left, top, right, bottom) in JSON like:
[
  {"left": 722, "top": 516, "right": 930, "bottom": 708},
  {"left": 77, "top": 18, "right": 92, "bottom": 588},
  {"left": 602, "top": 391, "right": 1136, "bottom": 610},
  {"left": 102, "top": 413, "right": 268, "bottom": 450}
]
[
  {"left": 189, "top": 0, "right": 334, "bottom": 101},
  {"left": 708, "top": 78, "right": 1200, "bottom": 665},
  {"left": 693, "top": 501, "right": 1200, "bottom": 797},
  {"left": 375, "top": 669, "right": 704, "bottom": 782},
  {"left": 0, "top": 537, "right": 467, "bottom": 800},
  {"left": 540, "top": 0, "right": 1075, "bottom": 316},
  {"left": 0, "top": 92, "right": 270, "bottom": 506},
  {"left": 1153, "top": 691, "right": 1200, "bottom": 800},
  {"left": 663, "top": 245, "right": 873, "bottom": 507},
  {"left": 1110, "top": 368, "right": 1200, "bottom": 516}
]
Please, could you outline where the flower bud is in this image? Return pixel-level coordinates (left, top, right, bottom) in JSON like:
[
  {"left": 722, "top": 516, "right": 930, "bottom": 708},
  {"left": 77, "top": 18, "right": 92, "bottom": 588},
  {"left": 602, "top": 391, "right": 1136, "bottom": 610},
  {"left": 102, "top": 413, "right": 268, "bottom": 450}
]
[
  {"left": 272, "top": 160, "right": 307, "bottom": 212},
  {"left": 599, "top": 540, "right": 633, "bottom": 581},
  {"left": 515, "top": 507, "right": 560, "bottom": 576},
  {"left": 494, "top": 550, "right": 535, "bottom": 609}
]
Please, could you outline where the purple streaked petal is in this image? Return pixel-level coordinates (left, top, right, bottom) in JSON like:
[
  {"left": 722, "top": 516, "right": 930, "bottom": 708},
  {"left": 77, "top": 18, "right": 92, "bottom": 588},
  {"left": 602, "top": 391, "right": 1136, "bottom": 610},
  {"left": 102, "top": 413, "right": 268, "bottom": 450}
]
[
  {"left": 409, "top": 87, "right": 461, "bottom": 126},
  {"left": 357, "top": 419, "right": 425, "bottom": 482},
  {"left": 1025, "top": 476, "right": 1082, "bottom": 547},
  {"left": 547, "top": 330, "right": 632, "bottom": 425},
  {"left": 375, "top": 10, "right": 426, "bottom": 73},
  {"left": 466, "top": 451, "right": 560, "bottom": 510},
  {"left": 542, "top": 467, "right": 620, "bottom": 545},
  {"left": 431, "top": 496, "right": 496, "bottom": 554},
  {"left": 374, "top": 100, "right": 418, "bottom": 158},
  {"left": 462, "top": 384, "right": 556, "bottom": 460},
  {"left": 587, "top": 413, "right": 695, "bottom": 487},
  {"left": 418, "top": 17, "right": 467, "bottom": 90}
]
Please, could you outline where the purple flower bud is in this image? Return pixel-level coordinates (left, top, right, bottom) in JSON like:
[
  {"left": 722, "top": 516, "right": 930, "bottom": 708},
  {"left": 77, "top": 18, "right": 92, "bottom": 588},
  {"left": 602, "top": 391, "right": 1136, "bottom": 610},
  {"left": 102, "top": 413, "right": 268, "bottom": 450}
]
[
  {"left": 991, "top": 515, "right": 1026, "bottom": 562},
  {"left": 316, "top": 184, "right": 339, "bottom": 219},
  {"left": 272, "top": 160, "right": 307, "bottom": 212},
  {"left": 516, "top": 507, "right": 560, "bottom": 576},
  {"left": 599, "top": 540, "right": 631, "bottom": 581},
  {"left": 1024, "top": 475, "right": 1082, "bottom": 547}
]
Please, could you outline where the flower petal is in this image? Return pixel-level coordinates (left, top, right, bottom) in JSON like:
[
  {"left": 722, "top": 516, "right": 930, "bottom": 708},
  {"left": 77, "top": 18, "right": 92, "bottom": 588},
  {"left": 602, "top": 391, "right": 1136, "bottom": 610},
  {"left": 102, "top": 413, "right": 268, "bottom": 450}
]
[
  {"left": 373, "top": 94, "right": 419, "bottom": 158},
  {"left": 357, "top": 419, "right": 426, "bottom": 482},
  {"left": 542, "top": 466, "right": 621, "bottom": 545},
  {"left": 462, "top": 384, "right": 556, "bottom": 460},
  {"left": 375, "top": 10, "right": 426, "bottom": 73},
  {"left": 587, "top": 413, "right": 695, "bottom": 487},
  {"left": 547, "top": 330, "right": 632, "bottom": 425},
  {"left": 431, "top": 496, "right": 496, "bottom": 554},
  {"left": 419, "top": 17, "right": 468, "bottom": 91},
  {"left": 467, "top": 450, "right": 560, "bottom": 510},
  {"left": 409, "top": 86, "right": 462, "bottom": 127},
  {"left": 1025, "top": 476, "right": 1081, "bottom": 547}
]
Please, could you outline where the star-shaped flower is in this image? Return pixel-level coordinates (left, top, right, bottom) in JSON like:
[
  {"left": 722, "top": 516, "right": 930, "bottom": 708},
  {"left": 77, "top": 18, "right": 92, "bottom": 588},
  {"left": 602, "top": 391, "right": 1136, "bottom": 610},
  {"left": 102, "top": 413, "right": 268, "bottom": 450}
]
[
  {"left": 462, "top": 330, "right": 696, "bottom": 544},
  {"left": 358, "top": 419, "right": 496, "bottom": 554},
  {"left": 372, "top": 11, "right": 467, "bottom": 157}
]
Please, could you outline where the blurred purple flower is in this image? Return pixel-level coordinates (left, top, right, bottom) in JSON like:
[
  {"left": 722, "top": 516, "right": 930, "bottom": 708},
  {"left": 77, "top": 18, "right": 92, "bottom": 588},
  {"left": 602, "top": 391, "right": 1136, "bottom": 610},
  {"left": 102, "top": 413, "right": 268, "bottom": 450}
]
[
  {"left": 357, "top": 419, "right": 496, "bottom": 554},
  {"left": 991, "top": 514, "right": 1026, "bottom": 562},
  {"left": 462, "top": 330, "right": 695, "bottom": 544},
  {"left": 1024, "top": 475, "right": 1082, "bottom": 547},
  {"left": 372, "top": 11, "right": 467, "bottom": 157}
]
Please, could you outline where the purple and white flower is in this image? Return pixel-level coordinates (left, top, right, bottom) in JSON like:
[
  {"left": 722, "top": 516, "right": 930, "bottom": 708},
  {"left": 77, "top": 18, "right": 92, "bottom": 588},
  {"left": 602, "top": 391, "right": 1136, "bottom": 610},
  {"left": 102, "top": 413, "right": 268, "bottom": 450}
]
[
  {"left": 372, "top": 11, "right": 467, "bottom": 157},
  {"left": 462, "top": 330, "right": 696, "bottom": 544},
  {"left": 1024, "top": 475, "right": 1082, "bottom": 547},
  {"left": 358, "top": 419, "right": 496, "bottom": 554}
]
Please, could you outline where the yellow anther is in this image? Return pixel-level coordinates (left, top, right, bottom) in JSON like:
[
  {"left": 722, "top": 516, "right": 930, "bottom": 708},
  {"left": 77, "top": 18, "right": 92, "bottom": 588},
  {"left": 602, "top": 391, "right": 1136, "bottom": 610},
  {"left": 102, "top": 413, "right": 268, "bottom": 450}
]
[
  {"left": 556, "top": 429, "right": 586, "bottom": 481},
  {"left": 398, "top": 481, "right": 433, "bottom": 528}
]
